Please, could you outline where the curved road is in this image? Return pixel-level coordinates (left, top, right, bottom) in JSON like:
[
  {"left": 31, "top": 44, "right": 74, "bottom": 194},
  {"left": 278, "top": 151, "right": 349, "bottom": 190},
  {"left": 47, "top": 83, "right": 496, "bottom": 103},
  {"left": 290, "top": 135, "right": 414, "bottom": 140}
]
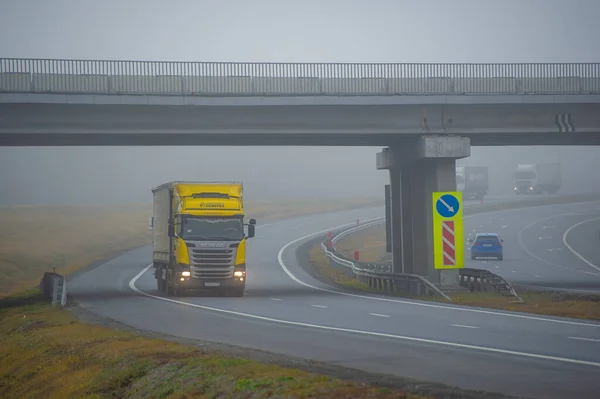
[
  {"left": 465, "top": 200, "right": 600, "bottom": 293},
  {"left": 69, "top": 204, "right": 600, "bottom": 399}
]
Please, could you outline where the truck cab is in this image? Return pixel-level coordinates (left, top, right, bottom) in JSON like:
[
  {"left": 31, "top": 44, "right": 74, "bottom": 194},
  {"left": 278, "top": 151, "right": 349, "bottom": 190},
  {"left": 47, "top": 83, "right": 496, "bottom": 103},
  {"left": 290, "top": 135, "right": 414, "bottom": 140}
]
[
  {"left": 513, "top": 163, "right": 561, "bottom": 195},
  {"left": 151, "top": 181, "right": 256, "bottom": 297}
]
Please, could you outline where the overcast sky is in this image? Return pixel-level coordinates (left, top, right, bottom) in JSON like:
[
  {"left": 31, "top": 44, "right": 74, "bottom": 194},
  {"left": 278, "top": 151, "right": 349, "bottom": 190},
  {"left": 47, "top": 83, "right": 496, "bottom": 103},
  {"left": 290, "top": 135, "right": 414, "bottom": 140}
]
[{"left": 1, "top": 0, "right": 599, "bottom": 205}]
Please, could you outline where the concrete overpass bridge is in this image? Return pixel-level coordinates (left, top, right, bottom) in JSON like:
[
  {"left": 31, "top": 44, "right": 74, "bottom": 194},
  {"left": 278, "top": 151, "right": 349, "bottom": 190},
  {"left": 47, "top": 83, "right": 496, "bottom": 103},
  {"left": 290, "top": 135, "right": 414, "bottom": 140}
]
[
  {"left": 2, "top": 57, "right": 600, "bottom": 286},
  {"left": 1, "top": 58, "right": 599, "bottom": 147}
]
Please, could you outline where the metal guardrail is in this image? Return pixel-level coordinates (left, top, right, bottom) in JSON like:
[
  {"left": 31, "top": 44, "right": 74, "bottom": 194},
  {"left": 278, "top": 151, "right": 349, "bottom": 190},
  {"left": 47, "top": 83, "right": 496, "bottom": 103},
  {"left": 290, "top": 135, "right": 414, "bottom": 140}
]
[
  {"left": 323, "top": 225, "right": 522, "bottom": 301},
  {"left": 321, "top": 230, "right": 451, "bottom": 299},
  {"left": 1, "top": 58, "right": 599, "bottom": 96},
  {"left": 457, "top": 268, "right": 522, "bottom": 301},
  {"left": 459, "top": 268, "right": 523, "bottom": 302},
  {"left": 40, "top": 271, "right": 67, "bottom": 307}
]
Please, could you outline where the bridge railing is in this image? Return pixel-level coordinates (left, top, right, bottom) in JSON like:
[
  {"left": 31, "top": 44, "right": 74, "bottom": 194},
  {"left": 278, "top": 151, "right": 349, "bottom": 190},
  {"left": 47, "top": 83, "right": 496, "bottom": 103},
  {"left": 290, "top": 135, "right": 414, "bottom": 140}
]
[{"left": 1, "top": 58, "right": 600, "bottom": 96}]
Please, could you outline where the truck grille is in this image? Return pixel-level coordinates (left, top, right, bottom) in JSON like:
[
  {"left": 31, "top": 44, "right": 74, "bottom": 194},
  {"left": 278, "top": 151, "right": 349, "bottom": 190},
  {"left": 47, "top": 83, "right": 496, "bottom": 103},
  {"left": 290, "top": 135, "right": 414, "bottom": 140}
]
[{"left": 189, "top": 247, "right": 235, "bottom": 279}]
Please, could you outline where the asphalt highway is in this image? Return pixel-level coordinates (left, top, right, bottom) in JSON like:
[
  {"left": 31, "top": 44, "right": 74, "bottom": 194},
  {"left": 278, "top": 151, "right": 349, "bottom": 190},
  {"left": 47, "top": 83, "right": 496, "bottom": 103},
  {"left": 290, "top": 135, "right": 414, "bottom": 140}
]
[
  {"left": 465, "top": 200, "right": 600, "bottom": 293},
  {"left": 69, "top": 202, "right": 600, "bottom": 399}
]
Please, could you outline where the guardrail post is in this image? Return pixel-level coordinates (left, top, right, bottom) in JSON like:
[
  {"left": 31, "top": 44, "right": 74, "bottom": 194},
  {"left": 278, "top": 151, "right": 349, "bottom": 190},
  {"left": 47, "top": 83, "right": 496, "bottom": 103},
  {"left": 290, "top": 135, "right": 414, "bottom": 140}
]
[{"left": 416, "top": 281, "right": 423, "bottom": 296}]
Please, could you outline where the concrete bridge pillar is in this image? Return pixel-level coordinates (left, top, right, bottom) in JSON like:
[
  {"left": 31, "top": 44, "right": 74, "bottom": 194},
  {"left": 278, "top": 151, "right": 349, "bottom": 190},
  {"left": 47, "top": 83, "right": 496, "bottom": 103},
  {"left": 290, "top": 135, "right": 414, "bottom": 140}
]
[{"left": 377, "top": 136, "right": 470, "bottom": 285}]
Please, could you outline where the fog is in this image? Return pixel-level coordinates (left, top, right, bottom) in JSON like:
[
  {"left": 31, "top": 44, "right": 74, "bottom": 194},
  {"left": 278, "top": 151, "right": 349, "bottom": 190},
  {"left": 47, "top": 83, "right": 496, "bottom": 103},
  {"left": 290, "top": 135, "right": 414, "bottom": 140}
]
[{"left": 1, "top": 0, "right": 599, "bottom": 205}]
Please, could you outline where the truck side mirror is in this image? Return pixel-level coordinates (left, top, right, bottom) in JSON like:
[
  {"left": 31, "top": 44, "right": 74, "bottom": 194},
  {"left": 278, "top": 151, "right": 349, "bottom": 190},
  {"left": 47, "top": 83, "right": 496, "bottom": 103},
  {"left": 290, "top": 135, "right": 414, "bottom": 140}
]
[
  {"left": 247, "top": 224, "right": 256, "bottom": 238},
  {"left": 249, "top": 218, "right": 256, "bottom": 225},
  {"left": 168, "top": 222, "right": 175, "bottom": 238},
  {"left": 148, "top": 216, "right": 154, "bottom": 231}
]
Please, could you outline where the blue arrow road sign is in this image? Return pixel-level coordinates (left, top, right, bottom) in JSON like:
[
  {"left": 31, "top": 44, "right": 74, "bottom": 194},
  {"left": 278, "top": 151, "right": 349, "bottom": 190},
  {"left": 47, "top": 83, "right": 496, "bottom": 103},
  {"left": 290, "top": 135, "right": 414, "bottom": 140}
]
[{"left": 435, "top": 194, "right": 460, "bottom": 218}]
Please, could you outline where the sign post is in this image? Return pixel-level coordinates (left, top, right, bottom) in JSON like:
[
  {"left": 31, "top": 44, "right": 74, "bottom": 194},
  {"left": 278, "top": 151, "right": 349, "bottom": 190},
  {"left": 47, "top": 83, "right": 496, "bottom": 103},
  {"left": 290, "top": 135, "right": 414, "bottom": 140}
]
[{"left": 432, "top": 191, "right": 464, "bottom": 270}]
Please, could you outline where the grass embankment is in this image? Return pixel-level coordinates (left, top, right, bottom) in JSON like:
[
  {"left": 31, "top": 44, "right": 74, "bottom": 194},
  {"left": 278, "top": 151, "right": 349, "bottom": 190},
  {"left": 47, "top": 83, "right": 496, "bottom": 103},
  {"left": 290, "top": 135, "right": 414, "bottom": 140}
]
[
  {"left": 0, "top": 292, "right": 429, "bottom": 399},
  {"left": 335, "top": 223, "right": 387, "bottom": 263},
  {"left": 0, "top": 198, "right": 381, "bottom": 298},
  {"left": 309, "top": 246, "right": 600, "bottom": 321}
]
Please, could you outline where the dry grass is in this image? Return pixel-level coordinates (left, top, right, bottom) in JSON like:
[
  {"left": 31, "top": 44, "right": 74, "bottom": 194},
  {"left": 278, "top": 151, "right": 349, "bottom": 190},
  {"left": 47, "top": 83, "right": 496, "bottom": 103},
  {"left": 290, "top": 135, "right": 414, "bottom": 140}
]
[
  {"left": 0, "top": 204, "right": 152, "bottom": 297},
  {"left": 0, "top": 292, "right": 429, "bottom": 399},
  {"left": 0, "top": 198, "right": 381, "bottom": 298},
  {"left": 334, "top": 224, "right": 388, "bottom": 263},
  {"left": 310, "top": 244, "right": 600, "bottom": 321}
]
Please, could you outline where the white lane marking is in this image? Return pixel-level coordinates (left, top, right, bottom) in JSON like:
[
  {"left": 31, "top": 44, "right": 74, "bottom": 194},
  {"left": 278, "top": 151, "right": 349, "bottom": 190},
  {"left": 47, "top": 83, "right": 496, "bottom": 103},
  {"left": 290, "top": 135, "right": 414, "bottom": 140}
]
[
  {"left": 539, "top": 236, "right": 552, "bottom": 240},
  {"left": 534, "top": 275, "right": 542, "bottom": 278},
  {"left": 584, "top": 271, "right": 600, "bottom": 276},
  {"left": 129, "top": 266, "right": 600, "bottom": 369},
  {"left": 548, "top": 248, "right": 564, "bottom": 252},
  {"left": 543, "top": 225, "right": 557, "bottom": 230},
  {"left": 517, "top": 212, "right": 596, "bottom": 273},
  {"left": 270, "top": 298, "right": 282, "bottom": 301},
  {"left": 562, "top": 217, "right": 600, "bottom": 273},
  {"left": 450, "top": 324, "right": 480, "bottom": 329},
  {"left": 369, "top": 313, "right": 391, "bottom": 318},
  {"left": 569, "top": 337, "right": 600, "bottom": 343},
  {"left": 276, "top": 222, "right": 600, "bottom": 328},
  {"left": 501, "top": 225, "right": 508, "bottom": 229},
  {"left": 495, "top": 266, "right": 500, "bottom": 269},
  {"left": 512, "top": 270, "right": 517, "bottom": 273},
  {"left": 311, "top": 304, "right": 328, "bottom": 308}
]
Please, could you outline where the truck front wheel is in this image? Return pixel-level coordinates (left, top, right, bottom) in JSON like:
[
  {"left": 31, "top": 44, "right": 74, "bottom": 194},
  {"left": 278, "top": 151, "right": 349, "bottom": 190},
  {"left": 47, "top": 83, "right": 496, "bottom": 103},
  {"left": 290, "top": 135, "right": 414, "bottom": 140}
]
[
  {"left": 227, "top": 287, "right": 244, "bottom": 297},
  {"left": 156, "top": 265, "right": 167, "bottom": 292},
  {"left": 166, "top": 280, "right": 180, "bottom": 297},
  {"left": 157, "top": 277, "right": 166, "bottom": 293}
]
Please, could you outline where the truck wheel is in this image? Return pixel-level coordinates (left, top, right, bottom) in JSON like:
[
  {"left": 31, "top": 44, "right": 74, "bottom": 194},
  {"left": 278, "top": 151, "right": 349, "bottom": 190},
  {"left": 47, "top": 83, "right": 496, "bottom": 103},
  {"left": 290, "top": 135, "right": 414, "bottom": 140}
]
[
  {"left": 156, "top": 266, "right": 167, "bottom": 292},
  {"left": 166, "top": 280, "right": 180, "bottom": 297},
  {"left": 227, "top": 287, "right": 244, "bottom": 297}
]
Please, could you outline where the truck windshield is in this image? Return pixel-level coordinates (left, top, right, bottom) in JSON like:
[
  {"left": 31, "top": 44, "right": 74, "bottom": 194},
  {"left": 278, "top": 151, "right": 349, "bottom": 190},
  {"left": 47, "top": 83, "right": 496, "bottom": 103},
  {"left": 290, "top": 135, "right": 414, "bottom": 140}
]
[
  {"left": 515, "top": 171, "right": 536, "bottom": 179},
  {"left": 180, "top": 218, "right": 243, "bottom": 241}
]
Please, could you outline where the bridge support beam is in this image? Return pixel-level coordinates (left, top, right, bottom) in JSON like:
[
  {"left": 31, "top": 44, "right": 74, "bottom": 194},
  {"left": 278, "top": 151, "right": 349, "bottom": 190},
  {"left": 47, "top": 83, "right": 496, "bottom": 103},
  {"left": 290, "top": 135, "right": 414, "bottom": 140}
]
[{"left": 377, "top": 136, "right": 470, "bottom": 286}]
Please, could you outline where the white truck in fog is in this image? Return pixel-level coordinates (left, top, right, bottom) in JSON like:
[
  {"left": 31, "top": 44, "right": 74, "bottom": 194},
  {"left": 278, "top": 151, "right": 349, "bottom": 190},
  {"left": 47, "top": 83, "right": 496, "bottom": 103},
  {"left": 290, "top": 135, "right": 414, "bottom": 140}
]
[{"left": 513, "top": 163, "right": 562, "bottom": 194}]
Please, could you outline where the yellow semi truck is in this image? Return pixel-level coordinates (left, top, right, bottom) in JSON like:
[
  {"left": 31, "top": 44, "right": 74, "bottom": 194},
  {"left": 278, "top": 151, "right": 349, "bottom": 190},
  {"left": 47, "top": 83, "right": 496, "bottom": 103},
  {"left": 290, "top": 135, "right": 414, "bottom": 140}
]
[{"left": 149, "top": 181, "right": 256, "bottom": 297}]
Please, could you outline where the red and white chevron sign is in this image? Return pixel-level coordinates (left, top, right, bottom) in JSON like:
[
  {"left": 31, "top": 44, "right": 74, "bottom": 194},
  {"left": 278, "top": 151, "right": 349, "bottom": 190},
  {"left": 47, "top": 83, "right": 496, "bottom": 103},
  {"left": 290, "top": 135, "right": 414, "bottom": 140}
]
[{"left": 442, "top": 220, "right": 456, "bottom": 266}]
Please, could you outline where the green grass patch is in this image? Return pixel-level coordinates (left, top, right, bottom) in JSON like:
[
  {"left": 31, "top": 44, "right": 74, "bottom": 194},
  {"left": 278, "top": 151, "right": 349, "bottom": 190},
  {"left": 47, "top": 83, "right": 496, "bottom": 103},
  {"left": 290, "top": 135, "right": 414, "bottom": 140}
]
[{"left": 0, "top": 292, "right": 428, "bottom": 399}]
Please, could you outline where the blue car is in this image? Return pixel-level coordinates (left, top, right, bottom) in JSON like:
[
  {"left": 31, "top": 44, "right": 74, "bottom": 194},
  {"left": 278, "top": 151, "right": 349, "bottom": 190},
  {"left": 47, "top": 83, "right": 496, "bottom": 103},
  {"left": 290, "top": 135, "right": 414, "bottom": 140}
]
[{"left": 469, "top": 233, "right": 504, "bottom": 260}]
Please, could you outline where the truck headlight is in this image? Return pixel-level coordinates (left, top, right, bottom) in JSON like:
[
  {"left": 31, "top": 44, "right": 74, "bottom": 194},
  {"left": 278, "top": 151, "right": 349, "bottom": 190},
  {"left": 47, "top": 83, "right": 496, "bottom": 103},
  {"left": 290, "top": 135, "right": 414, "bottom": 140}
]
[
  {"left": 181, "top": 271, "right": 191, "bottom": 277},
  {"left": 234, "top": 271, "right": 245, "bottom": 277}
]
